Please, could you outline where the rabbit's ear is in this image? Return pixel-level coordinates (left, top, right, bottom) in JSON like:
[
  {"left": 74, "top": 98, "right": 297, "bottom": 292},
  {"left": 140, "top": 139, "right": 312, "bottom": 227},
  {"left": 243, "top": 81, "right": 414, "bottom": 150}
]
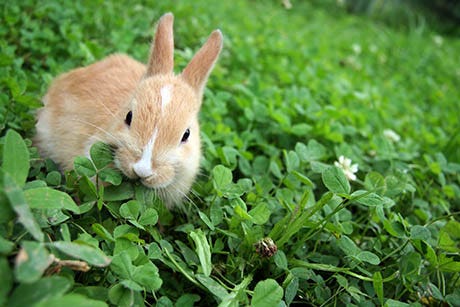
[
  {"left": 181, "top": 30, "right": 223, "bottom": 96},
  {"left": 146, "top": 13, "right": 174, "bottom": 76}
]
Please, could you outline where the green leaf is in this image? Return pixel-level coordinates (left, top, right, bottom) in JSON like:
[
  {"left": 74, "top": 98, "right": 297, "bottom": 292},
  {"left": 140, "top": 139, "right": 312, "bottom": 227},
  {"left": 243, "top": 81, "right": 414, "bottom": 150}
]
[
  {"left": 438, "top": 230, "right": 458, "bottom": 253},
  {"left": 373, "top": 272, "right": 384, "bottom": 306},
  {"left": 176, "top": 240, "right": 199, "bottom": 265},
  {"left": 190, "top": 230, "right": 212, "bottom": 276},
  {"left": 292, "top": 170, "right": 314, "bottom": 187},
  {"left": 90, "top": 142, "right": 113, "bottom": 169},
  {"left": 285, "top": 277, "right": 299, "bottom": 306},
  {"left": 3, "top": 171, "right": 44, "bottom": 242},
  {"left": 131, "top": 261, "right": 162, "bottom": 291},
  {"left": 108, "top": 283, "right": 143, "bottom": 307},
  {"left": 210, "top": 202, "right": 223, "bottom": 226},
  {"left": 199, "top": 211, "right": 215, "bottom": 230},
  {"left": 273, "top": 250, "right": 288, "bottom": 270},
  {"left": 3, "top": 129, "right": 29, "bottom": 186},
  {"left": 5, "top": 77, "right": 25, "bottom": 97},
  {"left": 110, "top": 252, "right": 133, "bottom": 279},
  {"left": 103, "top": 183, "right": 134, "bottom": 201},
  {"left": 74, "top": 156, "right": 96, "bottom": 178},
  {"left": 218, "top": 146, "right": 238, "bottom": 168},
  {"left": 175, "top": 294, "right": 200, "bottom": 307},
  {"left": 60, "top": 224, "right": 71, "bottom": 241},
  {"left": 15, "top": 94, "right": 41, "bottom": 108},
  {"left": 24, "top": 187, "right": 80, "bottom": 213},
  {"left": 212, "top": 165, "right": 233, "bottom": 194},
  {"left": 335, "top": 274, "right": 348, "bottom": 288},
  {"left": 295, "top": 140, "right": 326, "bottom": 162},
  {"left": 438, "top": 254, "right": 460, "bottom": 272},
  {"left": 113, "top": 238, "right": 140, "bottom": 259},
  {"left": 38, "top": 208, "right": 70, "bottom": 225},
  {"left": 385, "top": 299, "right": 410, "bottom": 307},
  {"left": 196, "top": 274, "right": 229, "bottom": 301},
  {"left": 351, "top": 190, "right": 383, "bottom": 207},
  {"left": 35, "top": 294, "right": 107, "bottom": 307},
  {"left": 51, "top": 241, "right": 111, "bottom": 267},
  {"left": 157, "top": 296, "right": 174, "bottom": 307},
  {"left": 248, "top": 203, "right": 271, "bottom": 225},
  {"left": 337, "top": 236, "right": 360, "bottom": 257},
  {"left": 356, "top": 251, "right": 380, "bottom": 265},
  {"left": 252, "top": 279, "right": 283, "bottom": 307},
  {"left": 0, "top": 257, "right": 13, "bottom": 306},
  {"left": 218, "top": 293, "right": 238, "bottom": 307},
  {"left": 311, "top": 161, "right": 329, "bottom": 173},
  {"left": 73, "top": 287, "right": 109, "bottom": 303},
  {"left": 364, "top": 171, "right": 386, "bottom": 195},
  {"left": 99, "top": 168, "right": 122, "bottom": 185},
  {"left": 138, "top": 208, "right": 158, "bottom": 226},
  {"left": 0, "top": 235, "right": 14, "bottom": 254},
  {"left": 24, "top": 180, "right": 48, "bottom": 190},
  {"left": 399, "top": 252, "right": 422, "bottom": 276},
  {"left": 443, "top": 220, "right": 460, "bottom": 239},
  {"left": 148, "top": 243, "right": 162, "bottom": 260},
  {"left": 410, "top": 225, "right": 430, "bottom": 241},
  {"left": 284, "top": 150, "right": 300, "bottom": 173},
  {"left": 446, "top": 291, "right": 460, "bottom": 307},
  {"left": 119, "top": 200, "right": 140, "bottom": 220},
  {"left": 15, "top": 241, "right": 53, "bottom": 283},
  {"left": 322, "top": 166, "right": 350, "bottom": 194},
  {"left": 8, "top": 276, "right": 72, "bottom": 307},
  {"left": 45, "top": 171, "right": 62, "bottom": 186},
  {"left": 270, "top": 160, "right": 283, "bottom": 178},
  {"left": 0, "top": 190, "right": 14, "bottom": 224},
  {"left": 92, "top": 223, "right": 115, "bottom": 242},
  {"left": 120, "top": 279, "right": 143, "bottom": 291},
  {"left": 290, "top": 123, "right": 312, "bottom": 135},
  {"left": 78, "top": 176, "right": 98, "bottom": 199},
  {"left": 383, "top": 219, "right": 406, "bottom": 238},
  {"left": 234, "top": 203, "right": 252, "bottom": 221}
]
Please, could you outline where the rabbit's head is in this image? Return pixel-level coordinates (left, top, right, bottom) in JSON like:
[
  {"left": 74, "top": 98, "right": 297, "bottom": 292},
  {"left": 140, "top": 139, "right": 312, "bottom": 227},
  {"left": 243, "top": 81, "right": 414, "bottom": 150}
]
[{"left": 112, "top": 13, "right": 223, "bottom": 206}]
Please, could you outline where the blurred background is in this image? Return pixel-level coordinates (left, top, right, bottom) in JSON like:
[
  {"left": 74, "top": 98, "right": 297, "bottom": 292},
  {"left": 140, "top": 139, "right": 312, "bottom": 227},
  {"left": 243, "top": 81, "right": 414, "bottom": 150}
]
[{"left": 334, "top": 0, "right": 460, "bottom": 35}]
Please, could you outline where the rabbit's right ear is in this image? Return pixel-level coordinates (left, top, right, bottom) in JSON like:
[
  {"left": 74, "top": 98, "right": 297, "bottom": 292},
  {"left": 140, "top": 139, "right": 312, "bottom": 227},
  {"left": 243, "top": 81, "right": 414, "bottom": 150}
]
[
  {"left": 181, "top": 30, "right": 223, "bottom": 97},
  {"left": 146, "top": 13, "right": 174, "bottom": 77}
]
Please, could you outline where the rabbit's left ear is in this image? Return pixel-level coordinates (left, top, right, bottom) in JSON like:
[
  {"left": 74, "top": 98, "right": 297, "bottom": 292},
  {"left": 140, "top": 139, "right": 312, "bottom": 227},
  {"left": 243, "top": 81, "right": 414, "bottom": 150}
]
[
  {"left": 181, "top": 30, "right": 223, "bottom": 97},
  {"left": 146, "top": 13, "right": 174, "bottom": 76}
]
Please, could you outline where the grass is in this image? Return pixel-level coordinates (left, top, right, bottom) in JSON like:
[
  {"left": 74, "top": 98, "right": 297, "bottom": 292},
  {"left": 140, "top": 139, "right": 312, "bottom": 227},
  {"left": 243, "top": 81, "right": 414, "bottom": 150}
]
[{"left": 1, "top": 0, "right": 460, "bottom": 306}]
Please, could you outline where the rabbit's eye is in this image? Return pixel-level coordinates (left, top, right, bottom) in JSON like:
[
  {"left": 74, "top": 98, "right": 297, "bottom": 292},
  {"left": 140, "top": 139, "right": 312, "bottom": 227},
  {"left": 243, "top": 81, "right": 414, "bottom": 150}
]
[
  {"left": 125, "top": 111, "right": 132, "bottom": 126},
  {"left": 181, "top": 128, "right": 190, "bottom": 143}
]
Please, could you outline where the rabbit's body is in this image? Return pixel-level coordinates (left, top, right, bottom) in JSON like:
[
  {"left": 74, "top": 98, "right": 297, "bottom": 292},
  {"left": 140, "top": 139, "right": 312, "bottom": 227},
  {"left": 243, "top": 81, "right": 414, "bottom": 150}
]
[{"left": 34, "top": 13, "right": 223, "bottom": 206}]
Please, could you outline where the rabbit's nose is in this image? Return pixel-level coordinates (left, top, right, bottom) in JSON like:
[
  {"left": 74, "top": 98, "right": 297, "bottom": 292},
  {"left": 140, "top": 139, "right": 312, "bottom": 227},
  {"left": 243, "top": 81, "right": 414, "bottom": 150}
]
[{"left": 132, "top": 159, "right": 154, "bottom": 179}]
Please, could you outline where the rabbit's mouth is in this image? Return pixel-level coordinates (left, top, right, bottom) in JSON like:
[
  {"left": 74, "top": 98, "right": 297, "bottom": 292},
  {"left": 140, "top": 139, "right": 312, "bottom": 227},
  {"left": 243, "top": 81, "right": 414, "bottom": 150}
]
[
  {"left": 141, "top": 177, "right": 173, "bottom": 190},
  {"left": 137, "top": 164, "right": 175, "bottom": 190}
]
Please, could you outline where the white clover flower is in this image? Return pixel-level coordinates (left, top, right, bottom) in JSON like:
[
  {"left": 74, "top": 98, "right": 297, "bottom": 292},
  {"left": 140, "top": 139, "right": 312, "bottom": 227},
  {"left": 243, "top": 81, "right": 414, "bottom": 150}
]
[
  {"left": 352, "top": 43, "right": 362, "bottom": 55},
  {"left": 282, "top": 0, "right": 292, "bottom": 9},
  {"left": 334, "top": 155, "right": 359, "bottom": 181},
  {"left": 433, "top": 35, "right": 443, "bottom": 46},
  {"left": 383, "top": 129, "right": 401, "bottom": 142}
]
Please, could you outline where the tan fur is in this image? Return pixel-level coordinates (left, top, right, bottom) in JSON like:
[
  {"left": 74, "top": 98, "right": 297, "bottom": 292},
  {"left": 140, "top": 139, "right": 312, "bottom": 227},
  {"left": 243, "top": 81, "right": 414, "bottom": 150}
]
[{"left": 34, "top": 13, "right": 223, "bottom": 206}]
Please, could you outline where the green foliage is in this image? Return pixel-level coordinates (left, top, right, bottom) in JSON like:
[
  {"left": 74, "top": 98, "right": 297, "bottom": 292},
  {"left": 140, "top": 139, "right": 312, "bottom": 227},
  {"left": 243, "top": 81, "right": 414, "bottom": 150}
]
[{"left": 1, "top": 0, "right": 459, "bottom": 306}]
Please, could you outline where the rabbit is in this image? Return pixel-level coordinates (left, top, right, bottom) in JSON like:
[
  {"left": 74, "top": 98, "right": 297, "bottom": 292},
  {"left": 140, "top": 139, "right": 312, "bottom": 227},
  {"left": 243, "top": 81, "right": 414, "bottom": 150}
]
[{"left": 34, "top": 13, "right": 223, "bottom": 207}]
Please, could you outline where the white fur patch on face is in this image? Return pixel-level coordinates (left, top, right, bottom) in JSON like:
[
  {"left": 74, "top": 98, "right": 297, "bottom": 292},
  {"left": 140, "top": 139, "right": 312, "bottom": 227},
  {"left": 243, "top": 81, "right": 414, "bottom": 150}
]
[
  {"left": 160, "top": 84, "right": 173, "bottom": 110},
  {"left": 132, "top": 128, "right": 158, "bottom": 178}
]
